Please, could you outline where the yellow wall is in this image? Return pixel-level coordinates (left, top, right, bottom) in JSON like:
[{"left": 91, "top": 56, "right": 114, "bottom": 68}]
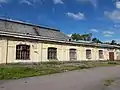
[
  {"left": 0, "top": 38, "right": 119, "bottom": 64},
  {"left": 41, "top": 42, "right": 119, "bottom": 61},
  {"left": 6, "top": 39, "right": 41, "bottom": 63}
]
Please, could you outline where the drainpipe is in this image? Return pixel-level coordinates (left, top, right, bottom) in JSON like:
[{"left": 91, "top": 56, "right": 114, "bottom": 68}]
[
  {"left": 40, "top": 42, "right": 43, "bottom": 63},
  {"left": 6, "top": 38, "right": 8, "bottom": 64},
  {"left": 4, "top": 19, "right": 9, "bottom": 64}
]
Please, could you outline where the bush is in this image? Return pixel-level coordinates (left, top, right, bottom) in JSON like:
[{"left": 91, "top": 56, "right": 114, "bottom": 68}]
[
  {"left": 107, "top": 61, "right": 118, "bottom": 65},
  {"left": 41, "top": 61, "right": 62, "bottom": 65}
]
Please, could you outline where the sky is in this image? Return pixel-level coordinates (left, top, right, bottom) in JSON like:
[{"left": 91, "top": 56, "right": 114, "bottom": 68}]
[{"left": 0, "top": 0, "right": 120, "bottom": 42}]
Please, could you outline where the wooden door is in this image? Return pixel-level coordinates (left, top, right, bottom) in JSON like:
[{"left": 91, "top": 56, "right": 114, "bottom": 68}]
[{"left": 109, "top": 52, "right": 114, "bottom": 60}]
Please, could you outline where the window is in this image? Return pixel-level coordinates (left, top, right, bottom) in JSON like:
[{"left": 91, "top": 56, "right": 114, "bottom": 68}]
[
  {"left": 16, "top": 44, "right": 30, "bottom": 60},
  {"left": 99, "top": 50, "right": 104, "bottom": 59},
  {"left": 48, "top": 47, "right": 57, "bottom": 60},
  {"left": 69, "top": 49, "right": 77, "bottom": 61},
  {"left": 86, "top": 49, "right": 92, "bottom": 59}
]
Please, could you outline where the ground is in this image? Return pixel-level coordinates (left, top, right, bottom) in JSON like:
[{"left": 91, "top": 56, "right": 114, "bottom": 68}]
[{"left": 0, "top": 66, "right": 120, "bottom": 90}]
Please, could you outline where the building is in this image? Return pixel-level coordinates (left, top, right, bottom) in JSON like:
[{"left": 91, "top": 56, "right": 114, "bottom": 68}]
[{"left": 0, "top": 18, "right": 119, "bottom": 64}]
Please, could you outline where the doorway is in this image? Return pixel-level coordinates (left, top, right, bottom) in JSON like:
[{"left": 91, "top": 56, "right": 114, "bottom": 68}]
[{"left": 109, "top": 52, "right": 114, "bottom": 60}]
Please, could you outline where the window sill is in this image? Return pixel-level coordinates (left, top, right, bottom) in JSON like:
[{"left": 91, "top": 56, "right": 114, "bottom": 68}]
[
  {"left": 86, "top": 58, "right": 92, "bottom": 59},
  {"left": 16, "top": 59, "right": 31, "bottom": 60},
  {"left": 48, "top": 59, "right": 58, "bottom": 61},
  {"left": 99, "top": 58, "right": 104, "bottom": 59}
]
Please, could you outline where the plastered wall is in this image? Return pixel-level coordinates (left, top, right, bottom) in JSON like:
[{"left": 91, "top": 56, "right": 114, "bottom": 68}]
[{"left": 0, "top": 38, "right": 119, "bottom": 64}]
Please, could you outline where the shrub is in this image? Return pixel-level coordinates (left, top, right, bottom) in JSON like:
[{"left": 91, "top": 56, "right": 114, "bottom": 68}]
[{"left": 107, "top": 61, "right": 118, "bottom": 65}]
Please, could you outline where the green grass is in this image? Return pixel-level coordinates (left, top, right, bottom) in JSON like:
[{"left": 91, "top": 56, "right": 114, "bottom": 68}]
[
  {"left": 103, "top": 77, "right": 120, "bottom": 86},
  {"left": 0, "top": 61, "right": 120, "bottom": 80},
  {"left": 0, "top": 65, "right": 79, "bottom": 80},
  {"left": 104, "top": 79, "right": 115, "bottom": 86}
]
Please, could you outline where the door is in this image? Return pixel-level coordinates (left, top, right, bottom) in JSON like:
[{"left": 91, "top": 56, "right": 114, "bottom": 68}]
[{"left": 109, "top": 52, "right": 114, "bottom": 60}]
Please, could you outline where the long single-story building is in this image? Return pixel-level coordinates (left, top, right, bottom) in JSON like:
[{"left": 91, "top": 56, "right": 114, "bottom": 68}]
[{"left": 0, "top": 18, "right": 119, "bottom": 64}]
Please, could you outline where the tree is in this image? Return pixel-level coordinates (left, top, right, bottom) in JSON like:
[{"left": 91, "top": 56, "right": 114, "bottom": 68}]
[
  {"left": 71, "top": 33, "right": 80, "bottom": 41},
  {"left": 92, "top": 38, "right": 102, "bottom": 43},
  {"left": 92, "top": 38, "right": 98, "bottom": 43},
  {"left": 86, "top": 33, "right": 92, "bottom": 41},
  {"left": 110, "top": 40, "right": 117, "bottom": 45},
  {"left": 71, "top": 33, "right": 92, "bottom": 41}
]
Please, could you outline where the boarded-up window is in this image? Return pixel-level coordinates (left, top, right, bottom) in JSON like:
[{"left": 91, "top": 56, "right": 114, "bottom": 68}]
[
  {"left": 86, "top": 49, "right": 92, "bottom": 59},
  {"left": 99, "top": 50, "right": 104, "bottom": 59},
  {"left": 16, "top": 45, "right": 30, "bottom": 60},
  {"left": 69, "top": 49, "right": 77, "bottom": 61},
  {"left": 48, "top": 48, "right": 57, "bottom": 60}
]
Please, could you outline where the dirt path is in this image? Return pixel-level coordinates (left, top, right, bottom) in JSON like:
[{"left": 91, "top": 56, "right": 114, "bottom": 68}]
[{"left": 0, "top": 66, "right": 120, "bottom": 90}]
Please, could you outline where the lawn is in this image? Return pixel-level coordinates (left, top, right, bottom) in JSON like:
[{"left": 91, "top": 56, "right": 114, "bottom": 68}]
[{"left": 0, "top": 61, "right": 120, "bottom": 80}]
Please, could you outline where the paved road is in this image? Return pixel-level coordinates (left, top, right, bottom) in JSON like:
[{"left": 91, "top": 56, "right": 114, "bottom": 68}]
[{"left": 0, "top": 66, "right": 120, "bottom": 90}]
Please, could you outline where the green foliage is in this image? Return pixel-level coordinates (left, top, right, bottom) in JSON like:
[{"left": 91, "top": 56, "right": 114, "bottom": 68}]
[
  {"left": 111, "top": 40, "right": 117, "bottom": 45},
  {"left": 0, "top": 61, "right": 120, "bottom": 80},
  {"left": 107, "top": 61, "right": 120, "bottom": 65},
  {"left": 104, "top": 79, "right": 114, "bottom": 86},
  {"left": 41, "top": 61, "right": 62, "bottom": 65},
  {"left": 92, "top": 38, "right": 102, "bottom": 43},
  {"left": 71, "top": 33, "right": 81, "bottom": 41},
  {"left": 71, "top": 33, "right": 92, "bottom": 41}
]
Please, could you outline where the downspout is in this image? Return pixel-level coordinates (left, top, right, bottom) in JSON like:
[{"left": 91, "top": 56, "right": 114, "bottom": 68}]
[
  {"left": 40, "top": 42, "right": 43, "bottom": 63},
  {"left": 6, "top": 38, "right": 8, "bottom": 64},
  {"left": 5, "top": 20, "right": 9, "bottom": 64}
]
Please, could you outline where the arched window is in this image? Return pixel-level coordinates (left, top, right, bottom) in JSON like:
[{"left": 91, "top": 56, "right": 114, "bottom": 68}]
[
  {"left": 69, "top": 49, "right": 77, "bottom": 61},
  {"left": 99, "top": 50, "right": 104, "bottom": 59},
  {"left": 48, "top": 47, "right": 57, "bottom": 60},
  {"left": 16, "top": 44, "right": 30, "bottom": 60},
  {"left": 86, "top": 49, "right": 92, "bottom": 59}
]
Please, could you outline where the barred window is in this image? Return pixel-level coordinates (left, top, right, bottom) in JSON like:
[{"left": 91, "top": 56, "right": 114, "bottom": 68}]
[
  {"left": 16, "top": 45, "right": 30, "bottom": 60},
  {"left": 99, "top": 50, "right": 104, "bottom": 59},
  {"left": 48, "top": 48, "right": 57, "bottom": 60},
  {"left": 86, "top": 49, "right": 92, "bottom": 59},
  {"left": 69, "top": 49, "right": 77, "bottom": 61}
]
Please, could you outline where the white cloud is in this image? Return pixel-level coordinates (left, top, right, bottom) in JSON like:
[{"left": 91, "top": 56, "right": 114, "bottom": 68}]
[
  {"left": 104, "top": 34, "right": 113, "bottom": 37},
  {"left": 116, "top": 1, "right": 120, "bottom": 9},
  {"left": 66, "top": 12, "right": 85, "bottom": 20},
  {"left": 104, "top": 10, "right": 120, "bottom": 22},
  {"left": 114, "top": 24, "right": 120, "bottom": 28},
  {"left": 0, "top": 0, "right": 9, "bottom": 8},
  {"left": 67, "top": 34, "right": 72, "bottom": 37},
  {"left": 103, "top": 31, "right": 114, "bottom": 37},
  {"left": 0, "top": 0, "right": 8, "bottom": 3},
  {"left": 77, "top": 0, "right": 97, "bottom": 8},
  {"left": 103, "top": 31, "right": 114, "bottom": 35},
  {"left": 90, "top": 29, "right": 98, "bottom": 32},
  {"left": 20, "top": 0, "right": 33, "bottom": 6},
  {"left": 53, "top": 0, "right": 64, "bottom": 4}
]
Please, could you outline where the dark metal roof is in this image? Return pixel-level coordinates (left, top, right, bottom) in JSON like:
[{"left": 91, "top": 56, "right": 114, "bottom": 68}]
[
  {"left": 0, "top": 30, "right": 120, "bottom": 49},
  {"left": 0, "top": 18, "right": 119, "bottom": 49},
  {"left": 0, "top": 18, "right": 70, "bottom": 41},
  {"left": 0, "top": 18, "right": 60, "bottom": 31}
]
